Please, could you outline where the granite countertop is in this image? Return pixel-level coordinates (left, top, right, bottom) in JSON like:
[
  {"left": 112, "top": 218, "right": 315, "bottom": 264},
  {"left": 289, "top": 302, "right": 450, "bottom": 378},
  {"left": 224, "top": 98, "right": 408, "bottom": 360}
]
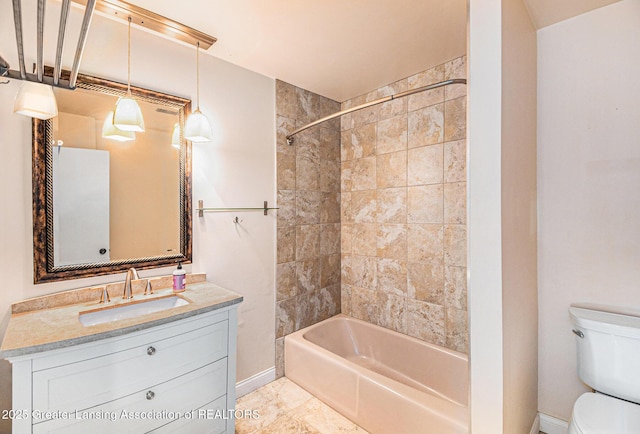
[{"left": 0, "top": 274, "right": 243, "bottom": 359}]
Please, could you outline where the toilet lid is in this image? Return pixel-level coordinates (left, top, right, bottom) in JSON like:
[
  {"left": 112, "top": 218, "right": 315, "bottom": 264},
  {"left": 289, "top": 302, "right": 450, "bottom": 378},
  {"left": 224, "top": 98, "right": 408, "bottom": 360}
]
[{"left": 573, "top": 393, "right": 640, "bottom": 433}]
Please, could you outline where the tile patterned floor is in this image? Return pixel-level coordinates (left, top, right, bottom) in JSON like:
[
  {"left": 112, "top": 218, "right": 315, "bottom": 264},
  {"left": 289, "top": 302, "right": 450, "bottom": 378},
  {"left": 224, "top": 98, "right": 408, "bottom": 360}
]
[{"left": 235, "top": 377, "right": 369, "bottom": 434}]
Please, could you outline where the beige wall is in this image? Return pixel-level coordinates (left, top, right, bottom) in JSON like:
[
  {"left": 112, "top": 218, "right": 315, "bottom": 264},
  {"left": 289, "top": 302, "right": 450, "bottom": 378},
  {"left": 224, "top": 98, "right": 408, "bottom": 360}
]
[
  {"left": 0, "top": 3, "right": 275, "bottom": 431},
  {"left": 340, "top": 57, "right": 468, "bottom": 353},
  {"left": 274, "top": 80, "right": 342, "bottom": 377},
  {"left": 537, "top": 0, "right": 640, "bottom": 421},
  {"left": 103, "top": 128, "right": 180, "bottom": 259},
  {"left": 468, "top": 0, "right": 538, "bottom": 432},
  {"left": 468, "top": 0, "right": 504, "bottom": 429},
  {"left": 191, "top": 49, "right": 276, "bottom": 384},
  {"left": 501, "top": 0, "right": 538, "bottom": 432},
  {"left": 56, "top": 112, "right": 97, "bottom": 149}
]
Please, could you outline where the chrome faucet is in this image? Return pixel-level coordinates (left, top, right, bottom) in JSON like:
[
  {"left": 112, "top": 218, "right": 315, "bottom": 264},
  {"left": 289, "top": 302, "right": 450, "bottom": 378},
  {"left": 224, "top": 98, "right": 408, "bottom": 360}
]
[{"left": 123, "top": 268, "right": 139, "bottom": 299}]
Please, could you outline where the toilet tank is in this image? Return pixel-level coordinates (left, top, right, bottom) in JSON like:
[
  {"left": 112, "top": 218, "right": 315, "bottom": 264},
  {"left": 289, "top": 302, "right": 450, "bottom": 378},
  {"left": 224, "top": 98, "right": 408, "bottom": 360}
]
[{"left": 570, "top": 305, "right": 640, "bottom": 404}]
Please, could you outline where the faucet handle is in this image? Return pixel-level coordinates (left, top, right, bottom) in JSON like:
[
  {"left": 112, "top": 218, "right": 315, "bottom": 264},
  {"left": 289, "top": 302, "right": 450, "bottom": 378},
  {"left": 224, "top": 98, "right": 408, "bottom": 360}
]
[
  {"left": 99, "top": 287, "right": 110, "bottom": 303},
  {"left": 144, "top": 279, "right": 153, "bottom": 295}
]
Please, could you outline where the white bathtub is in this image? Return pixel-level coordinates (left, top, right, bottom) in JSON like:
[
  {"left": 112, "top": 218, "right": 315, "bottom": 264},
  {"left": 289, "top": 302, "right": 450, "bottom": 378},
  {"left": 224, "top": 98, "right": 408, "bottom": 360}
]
[{"left": 285, "top": 314, "right": 468, "bottom": 434}]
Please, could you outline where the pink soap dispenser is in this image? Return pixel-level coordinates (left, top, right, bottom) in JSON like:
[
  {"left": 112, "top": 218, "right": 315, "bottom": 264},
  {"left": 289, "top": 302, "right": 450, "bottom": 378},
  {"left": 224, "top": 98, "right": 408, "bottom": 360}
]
[{"left": 172, "top": 262, "right": 186, "bottom": 292}]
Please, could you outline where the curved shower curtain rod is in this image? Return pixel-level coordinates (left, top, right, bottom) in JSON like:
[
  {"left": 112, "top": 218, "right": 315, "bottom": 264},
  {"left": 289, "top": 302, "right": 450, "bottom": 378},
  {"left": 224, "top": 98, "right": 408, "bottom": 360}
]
[{"left": 286, "top": 78, "right": 467, "bottom": 145}]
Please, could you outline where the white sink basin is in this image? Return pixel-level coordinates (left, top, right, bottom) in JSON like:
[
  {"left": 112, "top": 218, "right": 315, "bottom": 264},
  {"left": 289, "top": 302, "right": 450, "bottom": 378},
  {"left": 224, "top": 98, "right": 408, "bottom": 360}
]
[{"left": 79, "top": 295, "right": 189, "bottom": 326}]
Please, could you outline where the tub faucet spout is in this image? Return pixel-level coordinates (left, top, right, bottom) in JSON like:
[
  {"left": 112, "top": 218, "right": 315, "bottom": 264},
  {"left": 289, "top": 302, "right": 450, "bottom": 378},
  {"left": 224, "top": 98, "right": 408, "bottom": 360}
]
[{"left": 123, "top": 268, "right": 139, "bottom": 299}]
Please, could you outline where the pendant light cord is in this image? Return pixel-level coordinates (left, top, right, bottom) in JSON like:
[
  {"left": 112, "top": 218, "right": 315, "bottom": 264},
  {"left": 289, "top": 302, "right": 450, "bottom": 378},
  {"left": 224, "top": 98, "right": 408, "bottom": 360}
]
[
  {"left": 196, "top": 41, "right": 200, "bottom": 111},
  {"left": 127, "top": 16, "right": 132, "bottom": 95}
]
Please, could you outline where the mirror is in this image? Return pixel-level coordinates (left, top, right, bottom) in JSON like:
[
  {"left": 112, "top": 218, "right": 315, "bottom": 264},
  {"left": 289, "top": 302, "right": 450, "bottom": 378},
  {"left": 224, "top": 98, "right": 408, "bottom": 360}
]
[{"left": 32, "top": 69, "right": 192, "bottom": 283}]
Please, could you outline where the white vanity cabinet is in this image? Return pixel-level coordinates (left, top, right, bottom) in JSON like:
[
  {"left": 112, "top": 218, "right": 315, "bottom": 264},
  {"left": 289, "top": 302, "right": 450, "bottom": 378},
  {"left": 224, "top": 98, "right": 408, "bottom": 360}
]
[{"left": 6, "top": 307, "right": 238, "bottom": 434}]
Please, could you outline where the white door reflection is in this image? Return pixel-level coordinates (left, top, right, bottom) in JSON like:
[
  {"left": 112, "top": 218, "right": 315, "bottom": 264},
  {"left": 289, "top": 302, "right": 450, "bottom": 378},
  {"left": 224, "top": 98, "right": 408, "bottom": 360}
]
[{"left": 53, "top": 146, "right": 110, "bottom": 266}]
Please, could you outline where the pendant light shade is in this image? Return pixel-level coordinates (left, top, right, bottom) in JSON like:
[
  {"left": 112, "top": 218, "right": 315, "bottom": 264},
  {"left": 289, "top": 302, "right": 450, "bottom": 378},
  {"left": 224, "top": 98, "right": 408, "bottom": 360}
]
[
  {"left": 184, "top": 41, "right": 212, "bottom": 143},
  {"left": 113, "top": 96, "right": 145, "bottom": 132},
  {"left": 184, "top": 110, "right": 212, "bottom": 143},
  {"left": 113, "top": 16, "right": 144, "bottom": 132},
  {"left": 13, "top": 81, "right": 58, "bottom": 120},
  {"left": 171, "top": 122, "right": 181, "bottom": 149},
  {"left": 102, "top": 111, "right": 135, "bottom": 142}
]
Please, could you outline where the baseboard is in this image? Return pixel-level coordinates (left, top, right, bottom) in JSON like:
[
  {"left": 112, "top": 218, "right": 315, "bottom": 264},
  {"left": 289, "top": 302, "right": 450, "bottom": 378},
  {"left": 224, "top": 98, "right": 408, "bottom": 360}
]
[
  {"left": 235, "top": 367, "right": 276, "bottom": 398},
  {"left": 530, "top": 413, "right": 540, "bottom": 434},
  {"left": 539, "top": 412, "right": 569, "bottom": 434}
]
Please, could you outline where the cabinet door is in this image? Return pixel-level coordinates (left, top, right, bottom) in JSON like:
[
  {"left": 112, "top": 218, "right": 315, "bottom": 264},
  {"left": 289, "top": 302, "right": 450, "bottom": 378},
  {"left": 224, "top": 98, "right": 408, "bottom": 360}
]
[
  {"left": 33, "top": 359, "right": 227, "bottom": 433},
  {"left": 33, "top": 319, "right": 228, "bottom": 416}
]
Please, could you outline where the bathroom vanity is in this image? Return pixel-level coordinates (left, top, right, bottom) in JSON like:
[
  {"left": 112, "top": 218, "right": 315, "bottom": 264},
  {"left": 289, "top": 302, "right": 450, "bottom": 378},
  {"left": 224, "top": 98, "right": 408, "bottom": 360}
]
[{"left": 0, "top": 275, "right": 242, "bottom": 433}]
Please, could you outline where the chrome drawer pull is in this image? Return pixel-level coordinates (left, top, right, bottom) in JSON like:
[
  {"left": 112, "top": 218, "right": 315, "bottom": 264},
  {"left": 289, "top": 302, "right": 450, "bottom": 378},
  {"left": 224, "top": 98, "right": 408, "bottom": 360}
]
[
  {"left": 572, "top": 329, "right": 584, "bottom": 338},
  {"left": 147, "top": 346, "right": 156, "bottom": 355},
  {"left": 146, "top": 390, "right": 155, "bottom": 400}
]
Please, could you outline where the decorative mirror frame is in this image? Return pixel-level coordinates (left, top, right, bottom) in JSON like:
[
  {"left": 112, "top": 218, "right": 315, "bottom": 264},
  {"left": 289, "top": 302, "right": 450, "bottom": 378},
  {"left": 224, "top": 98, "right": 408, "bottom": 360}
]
[{"left": 32, "top": 69, "right": 192, "bottom": 283}]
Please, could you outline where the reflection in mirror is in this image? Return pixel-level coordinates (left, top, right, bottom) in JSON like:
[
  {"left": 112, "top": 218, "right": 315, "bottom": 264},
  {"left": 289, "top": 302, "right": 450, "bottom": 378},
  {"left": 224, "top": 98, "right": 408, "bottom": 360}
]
[
  {"left": 33, "top": 70, "right": 192, "bottom": 283},
  {"left": 52, "top": 91, "right": 180, "bottom": 264}
]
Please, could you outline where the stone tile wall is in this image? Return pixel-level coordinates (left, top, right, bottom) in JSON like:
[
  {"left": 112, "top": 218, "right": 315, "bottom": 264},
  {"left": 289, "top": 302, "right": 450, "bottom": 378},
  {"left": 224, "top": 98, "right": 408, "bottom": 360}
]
[
  {"left": 274, "top": 56, "right": 468, "bottom": 374},
  {"left": 275, "top": 80, "right": 342, "bottom": 377},
  {"left": 340, "top": 56, "right": 468, "bottom": 353}
]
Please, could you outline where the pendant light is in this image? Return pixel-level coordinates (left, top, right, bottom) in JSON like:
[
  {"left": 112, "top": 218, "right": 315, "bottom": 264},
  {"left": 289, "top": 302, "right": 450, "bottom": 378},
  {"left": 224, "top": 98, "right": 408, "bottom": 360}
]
[
  {"left": 113, "top": 17, "right": 145, "bottom": 132},
  {"left": 184, "top": 41, "right": 212, "bottom": 142},
  {"left": 13, "top": 81, "right": 58, "bottom": 120},
  {"left": 102, "top": 111, "right": 135, "bottom": 142}
]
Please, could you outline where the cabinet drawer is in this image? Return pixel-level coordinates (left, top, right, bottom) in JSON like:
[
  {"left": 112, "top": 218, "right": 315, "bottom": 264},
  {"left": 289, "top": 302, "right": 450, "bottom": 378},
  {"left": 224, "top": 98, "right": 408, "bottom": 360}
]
[
  {"left": 148, "top": 395, "right": 227, "bottom": 434},
  {"left": 33, "top": 358, "right": 228, "bottom": 433},
  {"left": 32, "top": 310, "right": 228, "bottom": 371},
  {"left": 33, "top": 319, "right": 228, "bottom": 415}
]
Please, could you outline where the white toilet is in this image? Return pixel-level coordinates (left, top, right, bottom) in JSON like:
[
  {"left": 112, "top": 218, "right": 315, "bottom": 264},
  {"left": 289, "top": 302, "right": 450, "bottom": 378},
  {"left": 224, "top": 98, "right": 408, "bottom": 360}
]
[{"left": 568, "top": 305, "right": 640, "bottom": 434}]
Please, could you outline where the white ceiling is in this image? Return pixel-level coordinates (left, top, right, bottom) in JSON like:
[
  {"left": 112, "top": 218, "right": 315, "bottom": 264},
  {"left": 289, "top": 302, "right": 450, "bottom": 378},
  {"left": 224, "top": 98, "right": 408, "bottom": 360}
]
[
  {"left": 124, "top": 0, "right": 469, "bottom": 102},
  {"left": 7, "top": 0, "right": 622, "bottom": 103},
  {"left": 121, "top": 0, "right": 621, "bottom": 102},
  {"left": 120, "top": 0, "right": 618, "bottom": 101},
  {"left": 524, "top": 0, "right": 621, "bottom": 29}
]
